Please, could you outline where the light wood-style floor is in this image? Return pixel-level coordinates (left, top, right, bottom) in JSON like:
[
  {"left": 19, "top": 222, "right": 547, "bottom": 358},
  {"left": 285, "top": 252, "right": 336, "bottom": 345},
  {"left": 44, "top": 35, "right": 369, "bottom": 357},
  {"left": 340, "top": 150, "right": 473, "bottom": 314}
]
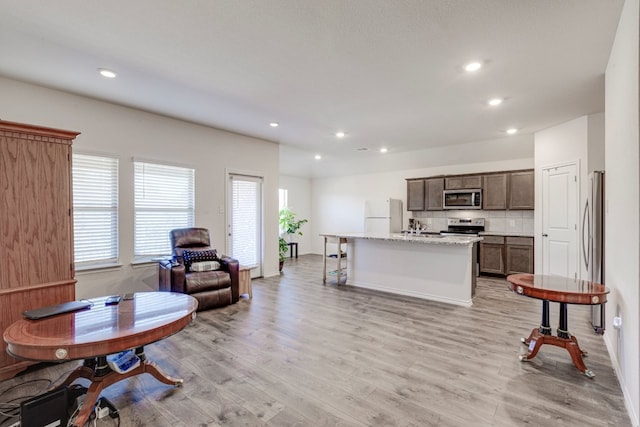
[{"left": 0, "top": 255, "right": 631, "bottom": 426}]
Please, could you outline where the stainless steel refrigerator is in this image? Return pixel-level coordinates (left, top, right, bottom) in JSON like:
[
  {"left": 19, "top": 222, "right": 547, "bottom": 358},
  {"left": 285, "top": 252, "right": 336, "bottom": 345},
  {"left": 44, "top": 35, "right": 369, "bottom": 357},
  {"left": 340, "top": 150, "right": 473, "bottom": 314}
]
[{"left": 582, "top": 171, "right": 605, "bottom": 334}]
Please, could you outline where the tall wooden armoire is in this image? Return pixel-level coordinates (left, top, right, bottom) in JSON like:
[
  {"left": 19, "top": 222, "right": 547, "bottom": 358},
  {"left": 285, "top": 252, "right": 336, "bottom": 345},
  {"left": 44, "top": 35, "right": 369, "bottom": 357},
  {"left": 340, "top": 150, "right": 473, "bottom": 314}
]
[{"left": 0, "top": 120, "right": 80, "bottom": 380}]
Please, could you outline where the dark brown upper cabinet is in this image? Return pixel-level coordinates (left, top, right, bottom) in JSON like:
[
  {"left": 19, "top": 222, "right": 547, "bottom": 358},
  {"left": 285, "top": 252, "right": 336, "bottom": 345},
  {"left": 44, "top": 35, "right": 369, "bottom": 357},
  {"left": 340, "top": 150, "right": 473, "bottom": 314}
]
[
  {"left": 483, "top": 174, "right": 508, "bottom": 210},
  {"left": 425, "top": 178, "right": 444, "bottom": 210},
  {"left": 407, "top": 169, "right": 533, "bottom": 211},
  {"left": 445, "top": 175, "right": 482, "bottom": 190},
  {"left": 407, "top": 179, "right": 425, "bottom": 211},
  {"left": 509, "top": 170, "right": 535, "bottom": 210}
]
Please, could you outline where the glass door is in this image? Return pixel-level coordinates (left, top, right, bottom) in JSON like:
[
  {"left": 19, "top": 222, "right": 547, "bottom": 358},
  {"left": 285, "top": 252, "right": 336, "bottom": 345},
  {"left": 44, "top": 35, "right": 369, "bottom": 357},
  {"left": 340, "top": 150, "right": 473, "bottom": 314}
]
[{"left": 228, "top": 173, "right": 263, "bottom": 278}]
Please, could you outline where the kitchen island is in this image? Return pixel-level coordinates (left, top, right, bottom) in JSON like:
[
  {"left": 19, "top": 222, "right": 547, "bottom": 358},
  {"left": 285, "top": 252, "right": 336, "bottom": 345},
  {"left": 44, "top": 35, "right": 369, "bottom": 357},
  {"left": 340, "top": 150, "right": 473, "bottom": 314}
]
[{"left": 321, "top": 232, "right": 482, "bottom": 307}]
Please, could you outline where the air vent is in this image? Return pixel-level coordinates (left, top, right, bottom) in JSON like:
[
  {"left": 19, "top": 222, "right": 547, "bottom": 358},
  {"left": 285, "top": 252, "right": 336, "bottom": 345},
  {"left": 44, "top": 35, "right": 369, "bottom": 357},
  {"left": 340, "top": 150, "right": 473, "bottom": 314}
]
[{"left": 356, "top": 147, "right": 368, "bottom": 151}]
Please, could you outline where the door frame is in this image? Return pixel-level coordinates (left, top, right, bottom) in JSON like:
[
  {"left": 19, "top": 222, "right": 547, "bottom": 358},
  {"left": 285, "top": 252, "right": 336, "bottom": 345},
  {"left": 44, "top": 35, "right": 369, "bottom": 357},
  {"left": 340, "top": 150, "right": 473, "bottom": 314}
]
[
  {"left": 539, "top": 160, "right": 580, "bottom": 277},
  {"left": 225, "top": 168, "right": 265, "bottom": 278}
]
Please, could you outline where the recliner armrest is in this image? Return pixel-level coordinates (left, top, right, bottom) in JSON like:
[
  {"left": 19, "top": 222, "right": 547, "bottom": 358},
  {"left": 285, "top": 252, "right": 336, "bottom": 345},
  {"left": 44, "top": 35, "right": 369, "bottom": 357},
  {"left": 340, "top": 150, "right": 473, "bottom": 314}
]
[
  {"left": 218, "top": 255, "right": 240, "bottom": 303},
  {"left": 169, "top": 263, "right": 186, "bottom": 294}
]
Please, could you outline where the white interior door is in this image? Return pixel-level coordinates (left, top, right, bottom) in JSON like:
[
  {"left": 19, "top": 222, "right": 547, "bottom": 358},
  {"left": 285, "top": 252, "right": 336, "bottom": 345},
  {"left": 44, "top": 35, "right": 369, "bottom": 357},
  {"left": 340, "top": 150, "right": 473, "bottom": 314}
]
[
  {"left": 228, "top": 174, "right": 263, "bottom": 278},
  {"left": 541, "top": 163, "right": 578, "bottom": 278}
]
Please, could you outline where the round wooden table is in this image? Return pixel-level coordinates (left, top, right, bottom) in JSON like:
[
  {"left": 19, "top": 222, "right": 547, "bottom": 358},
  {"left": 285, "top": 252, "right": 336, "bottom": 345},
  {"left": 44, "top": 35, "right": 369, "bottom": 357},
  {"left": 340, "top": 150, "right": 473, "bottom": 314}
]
[
  {"left": 4, "top": 292, "right": 198, "bottom": 426},
  {"left": 506, "top": 274, "right": 609, "bottom": 378}
]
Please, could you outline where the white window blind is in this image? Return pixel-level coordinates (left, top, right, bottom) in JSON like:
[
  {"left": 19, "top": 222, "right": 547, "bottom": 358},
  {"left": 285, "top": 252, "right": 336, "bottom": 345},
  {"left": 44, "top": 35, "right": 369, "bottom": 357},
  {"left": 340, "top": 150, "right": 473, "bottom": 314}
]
[
  {"left": 231, "top": 176, "right": 261, "bottom": 268},
  {"left": 72, "top": 153, "right": 119, "bottom": 269},
  {"left": 134, "top": 161, "right": 195, "bottom": 260}
]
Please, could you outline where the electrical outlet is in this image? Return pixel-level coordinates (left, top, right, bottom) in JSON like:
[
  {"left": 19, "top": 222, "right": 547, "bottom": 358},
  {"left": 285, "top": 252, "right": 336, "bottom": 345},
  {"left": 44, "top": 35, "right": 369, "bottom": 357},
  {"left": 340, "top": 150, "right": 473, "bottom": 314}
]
[
  {"left": 97, "top": 396, "right": 119, "bottom": 419},
  {"left": 97, "top": 405, "right": 110, "bottom": 419}
]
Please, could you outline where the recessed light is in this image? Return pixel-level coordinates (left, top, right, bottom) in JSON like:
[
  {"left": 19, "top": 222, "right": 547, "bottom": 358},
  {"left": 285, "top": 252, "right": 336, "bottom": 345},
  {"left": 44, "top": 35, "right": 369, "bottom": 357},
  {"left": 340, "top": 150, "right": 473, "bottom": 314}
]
[
  {"left": 465, "top": 62, "right": 482, "bottom": 72},
  {"left": 380, "top": 148, "right": 388, "bottom": 153},
  {"left": 269, "top": 122, "right": 279, "bottom": 127},
  {"left": 314, "top": 154, "right": 322, "bottom": 160},
  {"left": 335, "top": 131, "right": 346, "bottom": 138},
  {"left": 98, "top": 68, "right": 117, "bottom": 78},
  {"left": 488, "top": 98, "right": 503, "bottom": 106},
  {"left": 506, "top": 128, "right": 518, "bottom": 135}
]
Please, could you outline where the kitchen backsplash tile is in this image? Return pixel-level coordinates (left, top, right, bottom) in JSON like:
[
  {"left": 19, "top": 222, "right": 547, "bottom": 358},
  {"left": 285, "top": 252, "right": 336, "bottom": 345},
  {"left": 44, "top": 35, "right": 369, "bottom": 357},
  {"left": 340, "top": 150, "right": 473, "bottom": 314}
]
[
  {"left": 487, "top": 218, "right": 506, "bottom": 231},
  {"left": 505, "top": 218, "right": 523, "bottom": 233},
  {"left": 413, "top": 209, "right": 534, "bottom": 235},
  {"left": 506, "top": 210, "right": 524, "bottom": 218},
  {"left": 523, "top": 218, "right": 534, "bottom": 234}
]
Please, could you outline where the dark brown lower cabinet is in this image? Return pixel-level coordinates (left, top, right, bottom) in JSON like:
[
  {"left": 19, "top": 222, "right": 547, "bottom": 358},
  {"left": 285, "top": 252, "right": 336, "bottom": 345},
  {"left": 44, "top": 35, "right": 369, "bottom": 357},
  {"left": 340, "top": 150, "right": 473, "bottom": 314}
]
[
  {"left": 480, "top": 235, "right": 534, "bottom": 276},
  {"left": 505, "top": 237, "right": 534, "bottom": 274},
  {"left": 479, "top": 236, "right": 505, "bottom": 274}
]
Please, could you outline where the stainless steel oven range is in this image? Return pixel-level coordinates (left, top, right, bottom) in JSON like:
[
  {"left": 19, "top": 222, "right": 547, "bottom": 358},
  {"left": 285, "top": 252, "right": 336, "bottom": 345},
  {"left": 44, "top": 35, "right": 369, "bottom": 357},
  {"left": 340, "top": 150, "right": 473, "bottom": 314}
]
[{"left": 440, "top": 218, "right": 485, "bottom": 236}]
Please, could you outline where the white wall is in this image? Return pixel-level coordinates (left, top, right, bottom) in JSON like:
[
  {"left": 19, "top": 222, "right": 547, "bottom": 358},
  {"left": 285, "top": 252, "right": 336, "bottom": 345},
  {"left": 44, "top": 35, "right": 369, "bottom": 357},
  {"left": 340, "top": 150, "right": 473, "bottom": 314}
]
[
  {"left": 604, "top": 0, "right": 639, "bottom": 424},
  {"left": 588, "top": 112, "right": 606, "bottom": 173},
  {"left": 0, "top": 76, "right": 281, "bottom": 298},
  {"left": 534, "top": 115, "right": 588, "bottom": 278},
  {"left": 279, "top": 174, "right": 312, "bottom": 254},
  {"left": 533, "top": 113, "right": 605, "bottom": 279},
  {"left": 310, "top": 142, "right": 534, "bottom": 254}
]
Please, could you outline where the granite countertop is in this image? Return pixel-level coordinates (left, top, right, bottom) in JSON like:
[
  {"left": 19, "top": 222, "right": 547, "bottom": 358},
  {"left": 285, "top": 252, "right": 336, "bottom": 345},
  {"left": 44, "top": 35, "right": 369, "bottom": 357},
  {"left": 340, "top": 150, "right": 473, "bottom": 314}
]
[
  {"left": 479, "top": 231, "right": 535, "bottom": 238},
  {"left": 320, "top": 232, "right": 482, "bottom": 246}
]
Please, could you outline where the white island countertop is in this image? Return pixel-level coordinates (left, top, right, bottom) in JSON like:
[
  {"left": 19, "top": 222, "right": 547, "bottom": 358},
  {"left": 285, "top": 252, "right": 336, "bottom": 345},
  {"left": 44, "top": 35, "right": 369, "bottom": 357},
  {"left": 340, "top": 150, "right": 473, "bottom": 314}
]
[
  {"left": 320, "top": 232, "right": 481, "bottom": 307},
  {"left": 320, "top": 232, "right": 482, "bottom": 246}
]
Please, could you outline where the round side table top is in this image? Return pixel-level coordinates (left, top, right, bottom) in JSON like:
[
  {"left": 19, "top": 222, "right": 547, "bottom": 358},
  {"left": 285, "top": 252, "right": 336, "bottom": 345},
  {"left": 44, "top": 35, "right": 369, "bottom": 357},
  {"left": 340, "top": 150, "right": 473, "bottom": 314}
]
[
  {"left": 3, "top": 292, "right": 198, "bottom": 361},
  {"left": 506, "top": 273, "right": 609, "bottom": 305}
]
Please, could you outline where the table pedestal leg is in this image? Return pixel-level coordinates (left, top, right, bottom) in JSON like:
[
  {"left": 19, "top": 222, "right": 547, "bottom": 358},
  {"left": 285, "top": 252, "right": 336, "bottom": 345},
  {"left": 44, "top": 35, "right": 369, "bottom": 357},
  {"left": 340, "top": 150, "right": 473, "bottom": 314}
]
[
  {"left": 60, "top": 347, "right": 183, "bottom": 427},
  {"left": 519, "top": 301, "right": 594, "bottom": 378}
]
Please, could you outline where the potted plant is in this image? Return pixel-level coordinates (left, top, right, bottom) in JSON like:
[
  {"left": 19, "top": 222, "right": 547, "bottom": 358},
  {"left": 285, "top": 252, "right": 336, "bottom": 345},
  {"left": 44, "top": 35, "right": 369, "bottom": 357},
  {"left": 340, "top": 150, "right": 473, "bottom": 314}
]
[
  {"left": 279, "top": 207, "right": 308, "bottom": 241},
  {"left": 278, "top": 237, "right": 289, "bottom": 272}
]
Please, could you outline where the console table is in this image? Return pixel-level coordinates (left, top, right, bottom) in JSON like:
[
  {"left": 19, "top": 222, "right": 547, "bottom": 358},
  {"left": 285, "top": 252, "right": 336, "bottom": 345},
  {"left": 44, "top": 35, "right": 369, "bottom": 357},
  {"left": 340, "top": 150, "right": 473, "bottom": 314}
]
[
  {"left": 506, "top": 273, "right": 609, "bottom": 378},
  {"left": 238, "top": 265, "right": 253, "bottom": 298},
  {"left": 287, "top": 242, "right": 298, "bottom": 258},
  {"left": 3, "top": 292, "right": 198, "bottom": 426}
]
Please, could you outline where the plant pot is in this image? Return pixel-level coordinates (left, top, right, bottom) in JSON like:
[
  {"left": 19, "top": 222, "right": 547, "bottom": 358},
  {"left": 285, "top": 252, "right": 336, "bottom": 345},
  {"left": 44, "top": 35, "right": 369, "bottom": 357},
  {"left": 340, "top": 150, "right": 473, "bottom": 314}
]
[{"left": 279, "top": 260, "right": 284, "bottom": 272}]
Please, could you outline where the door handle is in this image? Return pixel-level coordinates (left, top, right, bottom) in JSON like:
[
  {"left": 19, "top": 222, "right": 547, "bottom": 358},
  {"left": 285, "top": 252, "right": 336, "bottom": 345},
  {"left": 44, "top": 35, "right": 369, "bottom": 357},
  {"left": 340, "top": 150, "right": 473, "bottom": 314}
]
[{"left": 542, "top": 233, "right": 548, "bottom": 237}]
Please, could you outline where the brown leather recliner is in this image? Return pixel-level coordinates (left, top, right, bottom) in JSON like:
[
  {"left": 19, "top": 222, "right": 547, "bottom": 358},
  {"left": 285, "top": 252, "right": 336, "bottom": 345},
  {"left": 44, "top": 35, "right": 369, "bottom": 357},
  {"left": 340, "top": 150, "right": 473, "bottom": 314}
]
[{"left": 159, "top": 228, "right": 239, "bottom": 311}]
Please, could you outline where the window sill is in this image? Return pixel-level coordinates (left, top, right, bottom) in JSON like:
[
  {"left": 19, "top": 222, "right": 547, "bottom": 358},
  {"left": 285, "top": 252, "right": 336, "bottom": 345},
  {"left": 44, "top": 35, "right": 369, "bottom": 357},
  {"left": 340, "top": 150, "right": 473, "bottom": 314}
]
[
  {"left": 76, "top": 263, "right": 123, "bottom": 274},
  {"left": 131, "top": 258, "right": 169, "bottom": 268}
]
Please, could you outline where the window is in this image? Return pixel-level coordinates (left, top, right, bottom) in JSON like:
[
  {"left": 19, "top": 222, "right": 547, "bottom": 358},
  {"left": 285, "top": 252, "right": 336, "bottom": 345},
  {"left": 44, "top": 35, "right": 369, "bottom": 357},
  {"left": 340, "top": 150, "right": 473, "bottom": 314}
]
[
  {"left": 230, "top": 174, "right": 263, "bottom": 271},
  {"left": 134, "top": 161, "right": 195, "bottom": 261},
  {"left": 278, "top": 188, "right": 288, "bottom": 234},
  {"left": 72, "top": 153, "right": 119, "bottom": 269},
  {"left": 278, "top": 188, "right": 288, "bottom": 211}
]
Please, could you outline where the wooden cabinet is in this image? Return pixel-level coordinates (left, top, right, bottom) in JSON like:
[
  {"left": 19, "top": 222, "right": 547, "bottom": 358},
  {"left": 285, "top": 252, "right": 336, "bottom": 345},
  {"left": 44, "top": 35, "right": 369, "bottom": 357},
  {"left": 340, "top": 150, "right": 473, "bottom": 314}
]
[
  {"left": 479, "top": 235, "right": 505, "bottom": 274},
  {"left": 406, "top": 179, "right": 425, "bottom": 211},
  {"left": 505, "top": 237, "right": 534, "bottom": 274},
  {"left": 0, "top": 120, "right": 79, "bottom": 380},
  {"left": 406, "top": 169, "right": 533, "bottom": 211},
  {"left": 480, "top": 235, "right": 534, "bottom": 276},
  {"left": 425, "top": 178, "right": 444, "bottom": 210},
  {"left": 445, "top": 175, "right": 482, "bottom": 190},
  {"left": 483, "top": 174, "right": 508, "bottom": 210},
  {"left": 509, "top": 170, "right": 535, "bottom": 210}
]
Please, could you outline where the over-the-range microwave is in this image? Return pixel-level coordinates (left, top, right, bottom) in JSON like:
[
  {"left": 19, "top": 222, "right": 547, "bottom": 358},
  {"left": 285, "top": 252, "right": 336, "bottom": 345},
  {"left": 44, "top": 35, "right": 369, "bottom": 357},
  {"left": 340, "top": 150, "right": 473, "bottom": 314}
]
[{"left": 443, "top": 189, "right": 482, "bottom": 209}]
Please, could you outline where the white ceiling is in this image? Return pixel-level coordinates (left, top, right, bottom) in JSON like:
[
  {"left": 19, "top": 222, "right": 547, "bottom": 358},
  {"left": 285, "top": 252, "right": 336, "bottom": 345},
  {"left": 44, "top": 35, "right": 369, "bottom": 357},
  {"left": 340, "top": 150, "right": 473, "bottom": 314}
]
[{"left": 0, "top": 1, "right": 624, "bottom": 177}]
